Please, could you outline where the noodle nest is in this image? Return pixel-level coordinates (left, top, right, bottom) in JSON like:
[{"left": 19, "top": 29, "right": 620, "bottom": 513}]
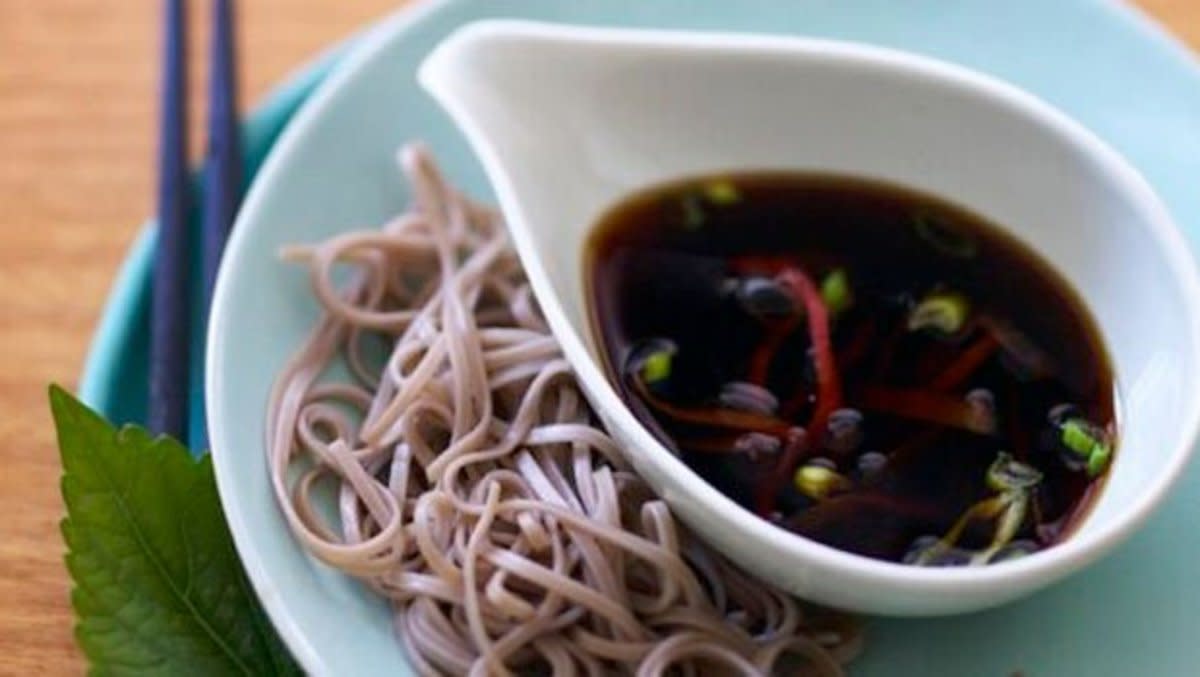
[{"left": 267, "top": 144, "right": 860, "bottom": 676}]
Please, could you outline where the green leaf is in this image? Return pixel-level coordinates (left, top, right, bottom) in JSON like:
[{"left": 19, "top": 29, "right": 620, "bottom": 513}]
[{"left": 50, "top": 385, "right": 299, "bottom": 676}]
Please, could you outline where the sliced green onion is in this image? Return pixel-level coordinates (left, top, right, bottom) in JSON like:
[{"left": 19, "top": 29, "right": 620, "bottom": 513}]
[
  {"left": 703, "top": 180, "right": 741, "bottom": 205},
  {"left": 640, "top": 350, "right": 674, "bottom": 384},
  {"left": 1060, "top": 418, "right": 1113, "bottom": 477},
  {"left": 1061, "top": 419, "right": 1096, "bottom": 455},
  {"left": 793, "top": 464, "right": 850, "bottom": 500},
  {"left": 820, "top": 268, "right": 853, "bottom": 315},
  {"left": 907, "top": 290, "right": 970, "bottom": 335},
  {"left": 1087, "top": 442, "right": 1113, "bottom": 477}
]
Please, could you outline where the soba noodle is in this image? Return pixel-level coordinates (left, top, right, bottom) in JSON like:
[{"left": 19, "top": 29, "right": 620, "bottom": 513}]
[{"left": 267, "top": 144, "right": 861, "bottom": 676}]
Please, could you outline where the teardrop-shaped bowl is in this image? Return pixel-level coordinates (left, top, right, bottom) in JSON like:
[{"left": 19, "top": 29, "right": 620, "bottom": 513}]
[{"left": 418, "top": 19, "right": 1200, "bottom": 616}]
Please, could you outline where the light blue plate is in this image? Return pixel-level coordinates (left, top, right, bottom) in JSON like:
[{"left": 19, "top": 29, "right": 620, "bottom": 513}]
[{"left": 100, "top": 1, "right": 1200, "bottom": 674}]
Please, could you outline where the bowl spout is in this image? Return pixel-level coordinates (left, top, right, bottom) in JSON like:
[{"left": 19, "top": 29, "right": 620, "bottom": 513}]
[{"left": 417, "top": 20, "right": 621, "bottom": 235}]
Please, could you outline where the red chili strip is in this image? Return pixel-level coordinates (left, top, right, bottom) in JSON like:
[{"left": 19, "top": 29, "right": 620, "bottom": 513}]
[
  {"left": 777, "top": 267, "right": 842, "bottom": 440},
  {"left": 756, "top": 428, "right": 808, "bottom": 516},
  {"left": 931, "top": 332, "right": 998, "bottom": 391},
  {"left": 837, "top": 317, "right": 876, "bottom": 372},
  {"left": 729, "top": 255, "right": 798, "bottom": 276},
  {"left": 634, "top": 381, "right": 794, "bottom": 437},
  {"left": 747, "top": 316, "right": 800, "bottom": 386},
  {"left": 871, "top": 322, "right": 906, "bottom": 382},
  {"left": 858, "top": 385, "right": 989, "bottom": 434},
  {"left": 757, "top": 266, "right": 843, "bottom": 515}
]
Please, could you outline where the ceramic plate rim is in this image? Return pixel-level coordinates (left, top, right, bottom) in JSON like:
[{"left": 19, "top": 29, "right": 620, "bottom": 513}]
[{"left": 205, "top": 0, "right": 453, "bottom": 670}]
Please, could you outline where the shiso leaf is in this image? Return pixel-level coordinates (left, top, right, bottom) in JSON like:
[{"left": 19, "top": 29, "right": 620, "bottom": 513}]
[{"left": 51, "top": 385, "right": 298, "bottom": 676}]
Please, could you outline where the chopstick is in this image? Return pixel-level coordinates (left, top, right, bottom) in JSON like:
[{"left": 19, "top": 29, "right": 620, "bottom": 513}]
[
  {"left": 191, "top": 0, "right": 243, "bottom": 449},
  {"left": 148, "top": 0, "right": 191, "bottom": 439},
  {"left": 203, "top": 0, "right": 242, "bottom": 306},
  {"left": 149, "top": 0, "right": 243, "bottom": 443}
]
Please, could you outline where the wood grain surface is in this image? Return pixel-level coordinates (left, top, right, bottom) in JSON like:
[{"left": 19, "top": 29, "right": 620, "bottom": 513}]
[{"left": 0, "top": 1, "right": 1194, "bottom": 673}]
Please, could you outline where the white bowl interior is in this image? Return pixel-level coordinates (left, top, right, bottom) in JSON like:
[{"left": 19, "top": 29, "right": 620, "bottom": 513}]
[{"left": 420, "top": 22, "right": 1200, "bottom": 613}]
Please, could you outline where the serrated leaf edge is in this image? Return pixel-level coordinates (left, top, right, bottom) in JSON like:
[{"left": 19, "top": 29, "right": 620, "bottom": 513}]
[{"left": 51, "top": 386, "right": 269, "bottom": 676}]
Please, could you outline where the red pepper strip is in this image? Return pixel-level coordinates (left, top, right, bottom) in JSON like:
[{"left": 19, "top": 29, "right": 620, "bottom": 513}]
[
  {"left": 837, "top": 318, "right": 877, "bottom": 372},
  {"left": 778, "top": 317, "right": 872, "bottom": 420},
  {"left": 632, "top": 380, "right": 794, "bottom": 437},
  {"left": 757, "top": 266, "right": 842, "bottom": 515},
  {"left": 777, "top": 267, "right": 842, "bottom": 437},
  {"left": 756, "top": 428, "right": 808, "bottom": 515},
  {"left": 730, "top": 254, "right": 805, "bottom": 387},
  {"left": 871, "top": 322, "right": 906, "bottom": 381},
  {"left": 931, "top": 332, "right": 999, "bottom": 391},
  {"left": 747, "top": 316, "right": 800, "bottom": 386},
  {"left": 858, "top": 385, "right": 992, "bottom": 434},
  {"left": 779, "top": 387, "right": 811, "bottom": 421},
  {"left": 729, "top": 255, "right": 798, "bottom": 276}
]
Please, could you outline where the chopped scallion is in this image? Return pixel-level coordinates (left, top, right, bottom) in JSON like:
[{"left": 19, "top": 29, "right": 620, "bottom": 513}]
[
  {"left": 907, "top": 290, "right": 970, "bottom": 335},
  {"left": 640, "top": 350, "right": 673, "bottom": 384},
  {"left": 1061, "top": 419, "right": 1095, "bottom": 455},
  {"left": 793, "top": 464, "right": 850, "bottom": 500},
  {"left": 1059, "top": 418, "right": 1113, "bottom": 477},
  {"left": 1087, "top": 442, "right": 1113, "bottom": 477},
  {"left": 704, "top": 180, "right": 741, "bottom": 205},
  {"left": 820, "top": 268, "right": 853, "bottom": 315}
]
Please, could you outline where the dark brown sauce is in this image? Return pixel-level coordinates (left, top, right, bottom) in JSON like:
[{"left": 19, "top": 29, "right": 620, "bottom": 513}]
[{"left": 587, "top": 172, "right": 1116, "bottom": 565}]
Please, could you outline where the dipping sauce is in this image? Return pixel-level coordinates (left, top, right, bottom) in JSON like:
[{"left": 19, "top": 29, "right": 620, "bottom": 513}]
[{"left": 587, "top": 173, "right": 1116, "bottom": 565}]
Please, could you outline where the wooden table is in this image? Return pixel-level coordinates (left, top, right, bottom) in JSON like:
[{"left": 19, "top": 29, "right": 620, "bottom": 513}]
[{"left": 0, "top": 1, "right": 1194, "bottom": 673}]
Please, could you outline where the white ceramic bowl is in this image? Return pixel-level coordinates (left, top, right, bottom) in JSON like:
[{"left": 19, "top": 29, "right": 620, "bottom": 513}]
[{"left": 418, "top": 20, "right": 1200, "bottom": 615}]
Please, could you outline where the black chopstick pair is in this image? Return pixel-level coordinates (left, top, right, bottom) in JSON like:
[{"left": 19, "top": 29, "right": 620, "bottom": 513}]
[{"left": 148, "top": 0, "right": 242, "bottom": 445}]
